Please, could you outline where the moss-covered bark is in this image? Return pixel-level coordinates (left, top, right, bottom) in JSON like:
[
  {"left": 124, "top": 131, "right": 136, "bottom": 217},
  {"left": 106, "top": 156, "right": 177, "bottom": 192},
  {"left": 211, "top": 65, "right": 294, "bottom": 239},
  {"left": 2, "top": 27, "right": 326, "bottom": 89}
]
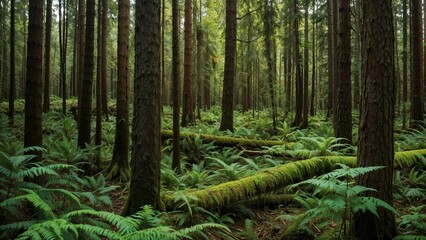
[
  {"left": 161, "top": 129, "right": 292, "bottom": 149},
  {"left": 162, "top": 149, "right": 426, "bottom": 211}
]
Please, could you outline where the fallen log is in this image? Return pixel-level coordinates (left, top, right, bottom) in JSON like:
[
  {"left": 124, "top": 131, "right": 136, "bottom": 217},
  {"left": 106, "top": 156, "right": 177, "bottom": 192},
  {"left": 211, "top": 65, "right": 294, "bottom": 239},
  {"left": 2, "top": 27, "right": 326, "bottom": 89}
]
[
  {"left": 161, "top": 149, "right": 426, "bottom": 211},
  {"left": 161, "top": 129, "right": 292, "bottom": 149}
]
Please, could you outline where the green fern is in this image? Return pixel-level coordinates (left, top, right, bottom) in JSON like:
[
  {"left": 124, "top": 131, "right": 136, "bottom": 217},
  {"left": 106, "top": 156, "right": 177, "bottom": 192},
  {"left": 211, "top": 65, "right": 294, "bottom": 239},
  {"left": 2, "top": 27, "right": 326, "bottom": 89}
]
[{"left": 283, "top": 164, "right": 398, "bottom": 238}]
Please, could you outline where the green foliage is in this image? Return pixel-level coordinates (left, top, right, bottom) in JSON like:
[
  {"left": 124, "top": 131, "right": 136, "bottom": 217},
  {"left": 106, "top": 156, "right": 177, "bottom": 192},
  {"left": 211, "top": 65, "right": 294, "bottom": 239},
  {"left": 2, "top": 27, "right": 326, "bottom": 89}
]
[
  {"left": 396, "top": 205, "right": 426, "bottom": 237},
  {"left": 394, "top": 168, "right": 426, "bottom": 202},
  {"left": 281, "top": 164, "right": 398, "bottom": 239}
]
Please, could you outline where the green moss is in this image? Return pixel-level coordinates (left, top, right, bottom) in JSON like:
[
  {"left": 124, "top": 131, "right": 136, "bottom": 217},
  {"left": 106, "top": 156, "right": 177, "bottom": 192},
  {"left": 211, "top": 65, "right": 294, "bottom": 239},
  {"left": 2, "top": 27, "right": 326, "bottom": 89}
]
[
  {"left": 162, "top": 149, "right": 426, "bottom": 211},
  {"left": 161, "top": 129, "right": 293, "bottom": 149}
]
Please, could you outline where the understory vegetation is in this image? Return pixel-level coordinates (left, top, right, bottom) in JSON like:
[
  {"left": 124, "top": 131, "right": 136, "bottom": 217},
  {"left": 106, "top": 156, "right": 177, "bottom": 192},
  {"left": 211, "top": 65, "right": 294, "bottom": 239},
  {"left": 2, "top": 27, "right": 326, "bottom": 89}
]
[{"left": 1, "top": 100, "right": 426, "bottom": 239}]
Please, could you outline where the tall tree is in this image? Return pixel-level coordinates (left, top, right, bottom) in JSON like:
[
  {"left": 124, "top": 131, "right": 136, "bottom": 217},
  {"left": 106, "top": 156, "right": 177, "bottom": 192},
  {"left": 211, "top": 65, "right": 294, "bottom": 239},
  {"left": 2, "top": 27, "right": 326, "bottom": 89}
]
[
  {"left": 171, "top": 0, "right": 181, "bottom": 171},
  {"left": 353, "top": 0, "right": 360, "bottom": 110},
  {"left": 402, "top": 0, "right": 408, "bottom": 129},
  {"left": 309, "top": 0, "right": 316, "bottom": 116},
  {"left": 411, "top": 0, "right": 424, "bottom": 127},
  {"left": 101, "top": 0, "right": 108, "bottom": 118},
  {"left": 326, "top": 0, "right": 334, "bottom": 117},
  {"left": 124, "top": 0, "right": 161, "bottom": 214},
  {"left": 43, "top": 0, "right": 52, "bottom": 113},
  {"left": 8, "top": 0, "right": 15, "bottom": 125},
  {"left": 263, "top": 0, "right": 277, "bottom": 132},
  {"left": 291, "top": 0, "right": 303, "bottom": 127},
  {"left": 181, "top": 0, "right": 194, "bottom": 127},
  {"left": 301, "top": 0, "right": 309, "bottom": 127},
  {"left": 108, "top": 0, "right": 130, "bottom": 180},
  {"left": 59, "top": 0, "right": 69, "bottom": 115},
  {"left": 354, "top": 0, "right": 396, "bottom": 238},
  {"left": 219, "top": 0, "right": 237, "bottom": 131},
  {"left": 77, "top": 0, "right": 86, "bottom": 119},
  {"left": 78, "top": 0, "right": 95, "bottom": 150},
  {"left": 24, "top": 0, "right": 44, "bottom": 160},
  {"left": 95, "top": 0, "right": 102, "bottom": 171},
  {"left": 334, "top": 0, "right": 352, "bottom": 144}
]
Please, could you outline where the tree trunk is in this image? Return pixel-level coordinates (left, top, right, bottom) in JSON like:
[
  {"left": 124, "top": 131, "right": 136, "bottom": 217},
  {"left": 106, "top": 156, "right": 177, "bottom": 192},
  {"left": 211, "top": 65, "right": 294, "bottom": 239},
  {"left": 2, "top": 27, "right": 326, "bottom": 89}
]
[
  {"left": 353, "top": 0, "right": 360, "bottom": 110},
  {"left": 402, "top": 0, "right": 408, "bottom": 129},
  {"left": 219, "top": 0, "right": 237, "bottom": 132},
  {"left": 291, "top": 0, "right": 303, "bottom": 127},
  {"left": 301, "top": 0, "right": 309, "bottom": 128},
  {"left": 95, "top": 0, "right": 102, "bottom": 172},
  {"left": 124, "top": 0, "right": 161, "bottom": 215},
  {"left": 9, "top": 0, "right": 15, "bottom": 125},
  {"left": 310, "top": 0, "right": 316, "bottom": 116},
  {"left": 101, "top": 0, "right": 108, "bottom": 118},
  {"left": 78, "top": 0, "right": 95, "bottom": 151},
  {"left": 264, "top": 0, "right": 277, "bottom": 132},
  {"left": 24, "top": 0, "right": 44, "bottom": 161},
  {"left": 171, "top": 0, "right": 181, "bottom": 172},
  {"left": 354, "top": 0, "right": 396, "bottom": 238},
  {"left": 108, "top": 0, "right": 130, "bottom": 181},
  {"left": 411, "top": 0, "right": 425, "bottom": 127},
  {"left": 327, "top": 0, "right": 334, "bottom": 118},
  {"left": 182, "top": 0, "right": 194, "bottom": 127},
  {"left": 334, "top": 0, "right": 352, "bottom": 144},
  {"left": 43, "top": 0, "right": 52, "bottom": 113},
  {"left": 77, "top": 0, "right": 86, "bottom": 121}
]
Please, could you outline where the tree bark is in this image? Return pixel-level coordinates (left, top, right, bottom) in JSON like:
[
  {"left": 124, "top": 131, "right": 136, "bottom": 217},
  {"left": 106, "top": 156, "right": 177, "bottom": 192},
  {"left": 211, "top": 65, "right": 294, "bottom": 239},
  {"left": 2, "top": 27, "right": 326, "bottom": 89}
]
[
  {"left": 171, "top": 0, "right": 181, "bottom": 172},
  {"left": 108, "top": 0, "right": 131, "bottom": 181},
  {"left": 334, "top": 0, "right": 352, "bottom": 144},
  {"left": 124, "top": 0, "right": 161, "bottom": 215},
  {"left": 292, "top": 0, "right": 303, "bottom": 127},
  {"left": 411, "top": 0, "right": 425, "bottom": 127},
  {"left": 43, "top": 0, "right": 52, "bottom": 113},
  {"left": 24, "top": 0, "right": 44, "bottom": 161},
  {"left": 219, "top": 0, "right": 237, "bottom": 132},
  {"left": 354, "top": 0, "right": 396, "bottom": 238},
  {"left": 182, "top": 0, "right": 194, "bottom": 127},
  {"left": 9, "top": 0, "right": 15, "bottom": 125},
  {"left": 402, "top": 0, "right": 408, "bottom": 129},
  {"left": 78, "top": 0, "right": 95, "bottom": 151},
  {"left": 101, "top": 0, "right": 108, "bottom": 118}
]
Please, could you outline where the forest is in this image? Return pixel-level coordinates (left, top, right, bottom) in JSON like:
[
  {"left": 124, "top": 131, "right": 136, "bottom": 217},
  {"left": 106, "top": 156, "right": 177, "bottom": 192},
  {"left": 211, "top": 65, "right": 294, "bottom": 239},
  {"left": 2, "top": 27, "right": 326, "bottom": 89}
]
[{"left": 0, "top": 0, "right": 426, "bottom": 239}]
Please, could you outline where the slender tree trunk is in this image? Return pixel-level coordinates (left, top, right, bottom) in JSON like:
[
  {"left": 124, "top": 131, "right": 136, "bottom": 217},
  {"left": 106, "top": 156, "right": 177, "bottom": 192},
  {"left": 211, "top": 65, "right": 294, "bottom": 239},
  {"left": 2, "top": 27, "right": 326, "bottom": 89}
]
[
  {"left": 334, "top": 0, "right": 352, "bottom": 144},
  {"left": 71, "top": 6, "right": 77, "bottom": 97},
  {"left": 124, "top": 0, "right": 161, "bottom": 214},
  {"left": 78, "top": 0, "right": 95, "bottom": 152},
  {"left": 310, "top": 0, "right": 316, "bottom": 116},
  {"left": 353, "top": 0, "right": 360, "bottom": 110},
  {"left": 327, "top": 0, "right": 334, "bottom": 117},
  {"left": 354, "top": 0, "right": 396, "bottom": 238},
  {"left": 43, "top": 0, "right": 52, "bottom": 113},
  {"left": 301, "top": 0, "right": 309, "bottom": 127},
  {"left": 292, "top": 0, "right": 303, "bottom": 127},
  {"left": 171, "top": 0, "right": 181, "bottom": 172},
  {"left": 24, "top": 0, "right": 44, "bottom": 161},
  {"left": 411, "top": 0, "right": 424, "bottom": 127},
  {"left": 20, "top": 14, "right": 27, "bottom": 99},
  {"left": 182, "top": 0, "right": 194, "bottom": 127},
  {"left": 77, "top": 0, "right": 86, "bottom": 121},
  {"left": 219, "top": 0, "right": 237, "bottom": 132},
  {"left": 196, "top": 4, "right": 203, "bottom": 120},
  {"left": 264, "top": 0, "right": 277, "bottom": 132},
  {"left": 95, "top": 0, "right": 102, "bottom": 171},
  {"left": 9, "top": 0, "right": 15, "bottom": 125},
  {"left": 101, "top": 0, "right": 108, "bottom": 118},
  {"left": 161, "top": 0, "right": 166, "bottom": 107},
  {"left": 108, "top": 0, "right": 130, "bottom": 181},
  {"left": 402, "top": 0, "right": 408, "bottom": 129}
]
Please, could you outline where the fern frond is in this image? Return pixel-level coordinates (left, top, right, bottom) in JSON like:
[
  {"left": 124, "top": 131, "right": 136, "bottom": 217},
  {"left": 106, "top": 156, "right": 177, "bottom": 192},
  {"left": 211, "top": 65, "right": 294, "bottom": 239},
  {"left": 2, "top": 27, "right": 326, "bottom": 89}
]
[{"left": 2, "top": 188, "right": 55, "bottom": 218}]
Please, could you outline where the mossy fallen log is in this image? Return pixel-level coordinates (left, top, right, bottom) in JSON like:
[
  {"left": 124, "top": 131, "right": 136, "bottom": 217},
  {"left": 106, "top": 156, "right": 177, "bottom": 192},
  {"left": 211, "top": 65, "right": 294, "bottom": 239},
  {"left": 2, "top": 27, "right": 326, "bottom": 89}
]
[
  {"left": 162, "top": 149, "right": 426, "bottom": 211},
  {"left": 161, "top": 129, "right": 292, "bottom": 149},
  {"left": 243, "top": 193, "right": 295, "bottom": 207}
]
